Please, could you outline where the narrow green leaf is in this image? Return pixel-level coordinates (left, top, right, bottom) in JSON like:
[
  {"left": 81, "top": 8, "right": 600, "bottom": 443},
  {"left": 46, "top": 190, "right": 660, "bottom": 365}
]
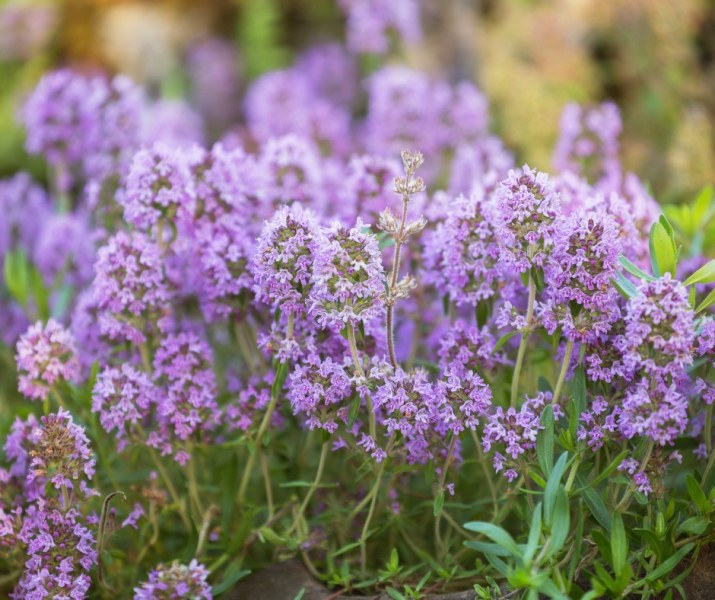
[
  {"left": 612, "top": 272, "right": 638, "bottom": 299},
  {"left": 463, "top": 540, "right": 513, "bottom": 557},
  {"left": 212, "top": 560, "right": 251, "bottom": 596},
  {"left": 524, "top": 502, "right": 542, "bottom": 566},
  {"left": 493, "top": 330, "right": 520, "bottom": 353},
  {"left": 577, "top": 477, "right": 611, "bottom": 531},
  {"left": 650, "top": 221, "right": 677, "bottom": 277},
  {"left": 618, "top": 255, "right": 655, "bottom": 281},
  {"left": 645, "top": 544, "right": 695, "bottom": 582},
  {"left": 549, "top": 486, "right": 570, "bottom": 556},
  {"left": 348, "top": 394, "right": 361, "bottom": 428},
  {"left": 686, "top": 474, "right": 709, "bottom": 514},
  {"left": 544, "top": 452, "right": 569, "bottom": 526},
  {"left": 677, "top": 516, "right": 709, "bottom": 536},
  {"left": 684, "top": 259, "right": 715, "bottom": 286},
  {"left": 696, "top": 288, "right": 715, "bottom": 313},
  {"left": 463, "top": 522, "right": 521, "bottom": 557},
  {"left": 433, "top": 490, "right": 445, "bottom": 517},
  {"left": 610, "top": 513, "right": 627, "bottom": 577},
  {"left": 537, "top": 405, "right": 554, "bottom": 477},
  {"left": 386, "top": 588, "right": 407, "bottom": 600}
]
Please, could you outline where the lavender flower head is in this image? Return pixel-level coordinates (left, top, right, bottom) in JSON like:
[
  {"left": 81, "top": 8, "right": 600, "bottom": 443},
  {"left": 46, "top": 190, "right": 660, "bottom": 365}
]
[
  {"left": 93, "top": 231, "right": 170, "bottom": 344},
  {"left": 13, "top": 503, "right": 96, "bottom": 600},
  {"left": 541, "top": 209, "right": 622, "bottom": 341},
  {"left": 16, "top": 320, "right": 81, "bottom": 402},
  {"left": 251, "top": 205, "right": 322, "bottom": 315},
  {"left": 311, "top": 219, "right": 386, "bottom": 327},
  {"left": 437, "top": 320, "right": 505, "bottom": 377},
  {"left": 339, "top": 0, "right": 422, "bottom": 55},
  {"left": 288, "top": 354, "right": 352, "bottom": 433},
  {"left": 424, "top": 189, "right": 503, "bottom": 306},
  {"left": 134, "top": 559, "right": 212, "bottom": 599},
  {"left": 28, "top": 408, "right": 96, "bottom": 493},
  {"left": 0, "top": 172, "right": 50, "bottom": 258},
  {"left": 494, "top": 166, "right": 561, "bottom": 272},
  {"left": 92, "top": 364, "right": 159, "bottom": 451},
  {"left": 617, "top": 274, "right": 695, "bottom": 379},
  {"left": 21, "top": 70, "right": 100, "bottom": 172},
  {"left": 152, "top": 333, "right": 220, "bottom": 452},
  {"left": 123, "top": 142, "right": 196, "bottom": 232},
  {"left": 340, "top": 154, "right": 401, "bottom": 224},
  {"left": 553, "top": 101, "right": 622, "bottom": 187}
]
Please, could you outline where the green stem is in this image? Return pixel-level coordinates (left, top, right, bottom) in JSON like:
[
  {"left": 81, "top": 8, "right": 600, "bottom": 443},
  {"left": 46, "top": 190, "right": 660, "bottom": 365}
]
[
  {"left": 471, "top": 429, "right": 498, "bottom": 520},
  {"left": 237, "top": 382, "right": 279, "bottom": 504},
  {"left": 347, "top": 322, "right": 376, "bottom": 441},
  {"left": 288, "top": 442, "right": 329, "bottom": 535},
  {"left": 435, "top": 436, "right": 458, "bottom": 561},
  {"left": 706, "top": 403, "right": 713, "bottom": 454},
  {"left": 510, "top": 273, "right": 536, "bottom": 407},
  {"left": 386, "top": 196, "right": 410, "bottom": 368},
  {"left": 260, "top": 450, "right": 275, "bottom": 519},
  {"left": 552, "top": 339, "right": 574, "bottom": 406},
  {"left": 187, "top": 448, "right": 205, "bottom": 523}
]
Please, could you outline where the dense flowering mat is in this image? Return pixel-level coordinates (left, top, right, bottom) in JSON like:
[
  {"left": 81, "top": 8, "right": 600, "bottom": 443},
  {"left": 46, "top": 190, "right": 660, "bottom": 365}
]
[{"left": 1, "top": 1, "right": 715, "bottom": 599}]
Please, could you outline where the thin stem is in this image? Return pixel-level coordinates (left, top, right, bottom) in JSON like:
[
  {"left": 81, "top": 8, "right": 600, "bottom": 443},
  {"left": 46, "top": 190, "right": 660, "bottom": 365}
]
[
  {"left": 147, "top": 446, "right": 191, "bottom": 529},
  {"left": 260, "top": 451, "right": 275, "bottom": 519},
  {"left": 139, "top": 343, "right": 152, "bottom": 373},
  {"left": 435, "top": 436, "right": 458, "bottom": 561},
  {"left": 195, "top": 505, "right": 217, "bottom": 558},
  {"left": 358, "top": 435, "right": 396, "bottom": 573},
  {"left": 510, "top": 273, "right": 536, "bottom": 407},
  {"left": 238, "top": 382, "right": 279, "bottom": 504},
  {"left": 470, "top": 429, "right": 498, "bottom": 519},
  {"left": 187, "top": 449, "right": 205, "bottom": 523},
  {"left": 288, "top": 442, "right": 329, "bottom": 535},
  {"left": 706, "top": 403, "right": 713, "bottom": 454},
  {"left": 386, "top": 198, "right": 409, "bottom": 368},
  {"left": 551, "top": 339, "right": 574, "bottom": 406}
]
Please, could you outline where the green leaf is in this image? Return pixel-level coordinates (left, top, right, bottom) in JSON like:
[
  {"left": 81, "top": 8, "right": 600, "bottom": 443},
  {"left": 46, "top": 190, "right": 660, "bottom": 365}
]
[
  {"left": 575, "top": 450, "right": 629, "bottom": 493},
  {"left": 577, "top": 477, "right": 611, "bottom": 531},
  {"left": 686, "top": 474, "right": 710, "bottom": 514},
  {"left": 618, "top": 255, "right": 655, "bottom": 281},
  {"left": 677, "top": 516, "right": 709, "bottom": 536},
  {"left": 348, "top": 394, "right": 361, "bottom": 428},
  {"left": 650, "top": 220, "right": 677, "bottom": 277},
  {"left": 684, "top": 259, "right": 715, "bottom": 286},
  {"left": 696, "top": 288, "right": 715, "bottom": 313},
  {"left": 634, "top": 528, "right": 664, "bottom": 562},
  {"left": 537, "top": 405, "right": 554, "bottom": 477},
  {"left": 610, "top": 513, "right": 627, "bottom": 577},
  {"left": 463, "top": 540, "right": 513, "bottom": 557},
  {"left": 524, "top": 502, "right": 543, "bottom": 566},
  {"left": 493, "top": 330, "right": 520, "bottom": 353},
  {"left": 645, "top": 543, "right": 695, "bottom": 582},
  {"left": 4, "top": 249, "right": 29, "bottom": 308},
  {"left": 386, "top": 588, "right": 407, "bottom": 600},
  {"left": 463, "top": 522, "right": 522, "bottom": 558},
  {"left": 544, "top": 452, "right": 569, "bottom": 526},
  {"left": 433, "top": 489, "right": 445, "bottom": 517},
  {"left": 292, "top": 590, "right": 306, "bottom": 600},
  {"left": 549, "top": 486, "right": 570, "bottom": 556},
  {"left": 612, "top": 272, "right": 639, "bottom": 299},
  {"left": 211, "top": 560, "right": 250, "bottom": 596}
]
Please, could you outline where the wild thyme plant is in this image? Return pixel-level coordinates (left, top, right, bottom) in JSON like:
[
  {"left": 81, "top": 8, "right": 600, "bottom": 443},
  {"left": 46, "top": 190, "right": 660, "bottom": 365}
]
[{"left": 1, "top": 4, "right": 715, "bottom": 598}]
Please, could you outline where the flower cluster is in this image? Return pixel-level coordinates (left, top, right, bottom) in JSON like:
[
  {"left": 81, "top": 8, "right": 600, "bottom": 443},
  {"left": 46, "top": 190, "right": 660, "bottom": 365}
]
[
  {"left": 133, "top": 560, "right": 212, "bottom": 599},
  {"left": 16, "top": 320, "right": 81, "bottom": 402},
  {"left": 338, "top": 0, "right": 421, "bottom": 55},
  {"left": 312, "top": 220, "right": 385, "bottom": 326}
]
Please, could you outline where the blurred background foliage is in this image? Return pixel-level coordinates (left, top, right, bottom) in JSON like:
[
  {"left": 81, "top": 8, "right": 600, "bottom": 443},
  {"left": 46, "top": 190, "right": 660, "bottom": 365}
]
[{"left": 0, "top": 0, "right": 713, "bottom": 202}]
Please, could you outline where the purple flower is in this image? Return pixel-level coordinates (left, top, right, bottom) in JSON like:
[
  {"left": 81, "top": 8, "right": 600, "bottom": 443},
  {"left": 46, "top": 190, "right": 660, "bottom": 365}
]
[
  {"left": 16, "top": 320, "right": 81, "bottom": 402},
  {"left": 295, "top": 43, "right": 358, "bottom": 107},
  {"left": 0, "top": 172, "right": 50, "bottom": 258},
  {"left": 134, "top": 559, "right": 212, "bottom": 599},
  {"left": 141, "top": 99, "right": 205, "bottom": 149},
  {"left": 34, "top": 213, "right": 97, "bottom": 288},
  {"left": 617, "top": 274, "right": 695, "bottom": 379},
  {"left": 423, "top": 189, "right": 503, "bottom": 306},
  {"left": 151, "top": 333, "right": 220, "bottom": 457},
  {"left": 541, "top": 209, "right": 622, "bottom": 341},
  {"left": 618, "top": 377, "right": 688, "bottom": 445},
  {"left": 288, "top": 354, "right": 352, "bottom": 433},
  {"left": 339, "top": 154, "right": 401, "bottom": 224},
  {"left": 437, "top": 320, "right": 505, "bottom": 377},
  {"left": 493, "top": 166, "right": 561, "bottom": 272},
  {"left": 12, "top": 503, "right": 96, "bottom": 600},
  {"left": 448, "top": 137, "right": 514, "bottom": 196},
  {"left": 93, "top": 231, "right": 171, "bottom": 344},
  {"left": 92, "top": 364, "right": 159, "bottom": 451},
  {"left": 311, "top": 219, "right": 386, "bottom": 327},
  {"left": 251, "top": 205, "right": 322, "bottom": 315},
  {"left": 28, "top": 409, "right": 96, "bottom": 493},
  {"left": 123, "top": 142, "right": 197, "bottom": 232},
  {"left": 553, "top": 102, "right": 622, "bottom": 188},
  {"left": 578, "top": 395, "right": 620, "bottom": 451},
  {"left": 0, "top": 3, "right": 56, "bottom": 60},
  {"left": 339, "top": 0, "right": 422, "bottom": 55}
]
